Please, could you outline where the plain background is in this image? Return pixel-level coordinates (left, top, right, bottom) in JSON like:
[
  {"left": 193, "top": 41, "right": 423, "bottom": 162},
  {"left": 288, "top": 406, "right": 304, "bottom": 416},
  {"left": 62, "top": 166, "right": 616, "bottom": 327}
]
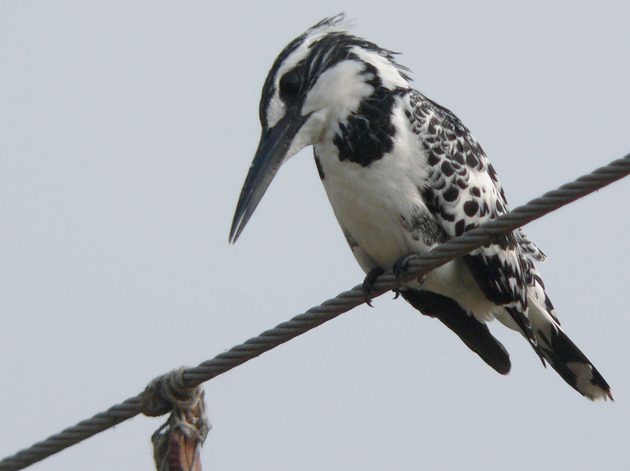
[{"left": 1, "top": 1, "right": 629, "bottom": 470}]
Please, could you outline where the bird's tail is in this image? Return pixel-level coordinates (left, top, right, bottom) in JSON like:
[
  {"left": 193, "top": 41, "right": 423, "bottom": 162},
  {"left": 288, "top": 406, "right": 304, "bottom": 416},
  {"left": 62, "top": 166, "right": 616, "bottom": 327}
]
[
  {"left": 527, "top": 284, "right": 613, "bottom": 401},
  {"left": 401, "top": 289, "right": 511, "bottom": 375}
]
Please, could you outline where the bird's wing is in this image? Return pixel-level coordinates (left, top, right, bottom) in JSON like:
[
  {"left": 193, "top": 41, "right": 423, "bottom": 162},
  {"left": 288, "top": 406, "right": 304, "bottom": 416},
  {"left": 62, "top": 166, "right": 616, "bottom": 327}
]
[{"left": 407, "top": 90, "right": 537, "bottom": 343}]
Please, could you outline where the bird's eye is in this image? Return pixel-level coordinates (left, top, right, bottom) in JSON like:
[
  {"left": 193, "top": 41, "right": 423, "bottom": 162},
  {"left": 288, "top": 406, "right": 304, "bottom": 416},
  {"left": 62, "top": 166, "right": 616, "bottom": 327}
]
[{"left": 279, "top": 71, "right": 302, "bottom": 101}]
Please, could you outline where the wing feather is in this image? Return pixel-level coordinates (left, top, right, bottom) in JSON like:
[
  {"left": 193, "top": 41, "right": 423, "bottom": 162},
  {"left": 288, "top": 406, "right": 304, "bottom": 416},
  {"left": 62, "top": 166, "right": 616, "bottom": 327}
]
[{"left": 407, "top": 90, "right": 537, "bottom": 342}]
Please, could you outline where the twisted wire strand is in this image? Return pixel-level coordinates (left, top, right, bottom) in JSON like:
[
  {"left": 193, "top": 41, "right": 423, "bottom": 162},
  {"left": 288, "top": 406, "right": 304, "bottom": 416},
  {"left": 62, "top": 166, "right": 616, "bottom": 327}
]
[{"left": 1, "top": 154, "right": 628, "bottom": 471}]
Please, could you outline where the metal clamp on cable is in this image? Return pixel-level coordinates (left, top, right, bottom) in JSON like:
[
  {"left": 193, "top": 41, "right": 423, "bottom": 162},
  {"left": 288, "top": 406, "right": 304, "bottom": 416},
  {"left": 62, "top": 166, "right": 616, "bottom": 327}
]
[{"left": 142, "top": 368, "right": 211, "bottom": 471}]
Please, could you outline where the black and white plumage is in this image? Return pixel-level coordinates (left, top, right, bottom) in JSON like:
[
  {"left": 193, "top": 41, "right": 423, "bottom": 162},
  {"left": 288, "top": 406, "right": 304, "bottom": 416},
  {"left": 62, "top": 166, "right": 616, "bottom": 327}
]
[{"left": 230, "top": 15, "right": 612, "bottom": 400}]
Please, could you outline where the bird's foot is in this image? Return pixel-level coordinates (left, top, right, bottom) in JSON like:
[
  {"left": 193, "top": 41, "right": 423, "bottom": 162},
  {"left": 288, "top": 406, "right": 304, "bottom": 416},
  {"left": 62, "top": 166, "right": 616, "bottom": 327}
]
[
  {"left": 392, "top": 253, "right": 425, "bottom": 287},
  {"left": 362, "top": 266, "right": 385, "bottom": 307}
]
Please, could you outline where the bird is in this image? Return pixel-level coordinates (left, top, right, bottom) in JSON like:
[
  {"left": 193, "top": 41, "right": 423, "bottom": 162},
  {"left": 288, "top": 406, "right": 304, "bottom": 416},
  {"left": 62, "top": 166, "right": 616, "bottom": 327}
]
[{"left": 229, "top": 14, "right": 612, "bottom": 401}]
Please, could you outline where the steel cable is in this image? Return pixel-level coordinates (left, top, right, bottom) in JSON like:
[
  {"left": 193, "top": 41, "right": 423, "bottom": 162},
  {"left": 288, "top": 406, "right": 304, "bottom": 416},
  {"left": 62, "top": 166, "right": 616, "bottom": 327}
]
[{"left": 1, "top": 153, "right": 629, "bottom": 471}]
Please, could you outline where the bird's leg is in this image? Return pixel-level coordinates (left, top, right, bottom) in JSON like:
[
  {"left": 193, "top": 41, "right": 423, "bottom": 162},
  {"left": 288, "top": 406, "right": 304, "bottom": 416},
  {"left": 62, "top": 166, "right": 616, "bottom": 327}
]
[
  {"left": 362, "top": 266, "right": 385, "bottom": 307},
  {"left": 392, "top": 253, "right": 425, "bottom": 288}
]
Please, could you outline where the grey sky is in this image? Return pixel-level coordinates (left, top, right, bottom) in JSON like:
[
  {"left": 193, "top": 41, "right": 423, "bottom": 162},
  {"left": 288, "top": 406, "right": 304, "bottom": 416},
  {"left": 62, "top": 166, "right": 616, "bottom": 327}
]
[{"left": 1, "top": 1, "right": 629, "bottom": 470}]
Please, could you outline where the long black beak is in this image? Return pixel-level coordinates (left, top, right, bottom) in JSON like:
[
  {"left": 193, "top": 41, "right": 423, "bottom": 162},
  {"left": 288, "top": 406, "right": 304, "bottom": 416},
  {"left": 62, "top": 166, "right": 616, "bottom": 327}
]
[{"left": 229, "top": 112, "right": 308, "bottom": 243}]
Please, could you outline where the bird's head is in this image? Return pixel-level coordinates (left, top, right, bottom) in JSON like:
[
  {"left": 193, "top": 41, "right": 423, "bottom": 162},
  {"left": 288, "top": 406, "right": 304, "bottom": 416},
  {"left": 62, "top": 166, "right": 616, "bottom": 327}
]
[{"left": 229, "top": 14, "right": 411, "bottom": 243}]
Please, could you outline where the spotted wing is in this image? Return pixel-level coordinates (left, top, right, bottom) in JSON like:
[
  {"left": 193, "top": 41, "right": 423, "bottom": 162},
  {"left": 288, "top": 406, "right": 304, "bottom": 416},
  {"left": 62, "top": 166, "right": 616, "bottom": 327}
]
[{"left": 407, "top": 90, "right": 537, "bottom": 343}]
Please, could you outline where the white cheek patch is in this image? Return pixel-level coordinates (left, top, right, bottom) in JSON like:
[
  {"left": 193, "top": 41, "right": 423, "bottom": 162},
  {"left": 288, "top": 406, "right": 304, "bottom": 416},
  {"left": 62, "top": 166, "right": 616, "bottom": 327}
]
[
  {"left": 302, "top": 60, "right": 374, "bottom": 118},
  {"left": 266, "top": 95, "right": 286, "bottom": 129}
]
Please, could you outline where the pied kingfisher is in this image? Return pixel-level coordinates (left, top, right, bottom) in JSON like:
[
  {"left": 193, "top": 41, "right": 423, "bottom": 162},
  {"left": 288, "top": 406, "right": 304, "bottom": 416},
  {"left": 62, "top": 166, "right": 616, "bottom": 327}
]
[{"left": 229, "top": 15, "right": 612, "bottom": 400}]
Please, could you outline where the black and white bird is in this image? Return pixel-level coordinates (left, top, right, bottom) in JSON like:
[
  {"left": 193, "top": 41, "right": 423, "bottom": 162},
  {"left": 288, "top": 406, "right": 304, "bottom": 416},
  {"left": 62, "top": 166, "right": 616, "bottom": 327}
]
[{"left": 229, "top": 15, "right": 612, "bottom": 400}]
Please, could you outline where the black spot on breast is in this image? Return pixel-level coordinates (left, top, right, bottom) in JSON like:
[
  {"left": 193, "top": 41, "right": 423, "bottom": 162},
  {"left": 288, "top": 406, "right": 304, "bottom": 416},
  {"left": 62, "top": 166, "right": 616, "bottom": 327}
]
[
  {"left": 479, "top": 202, "right": 489, "bottom": 217},
  {"left": 455, "top": 219, "right": 465, "bottom": 236},
  {"left": 333, "top": 64, "right": 403, "bottom": 167},
  {"left": 427, "top": 152, "right": 440, "bottom": 166},
  {"left": 457, "top": 178, "right": 469, "bottom": 190},
  {"left": 466, "top": 153, "right": 479, "bottom": 168},
  {"left": 441, "top": 160, "right": 455, "bottom": 177},
  {"left": 471, "top": 186, "right": 481, "bottom": 197},
  {"left": 488, "top": 163, "right": 499, "bottom": 182},
  {"left": 428, "top": 116, "right": 439, "bottom": 135},
  {"left": 464, "top": 200, "right": 479, "bottom": 217},
  {"left": 443, "top": 187, "right": 459, "bottom": 202},
  {"left": 500, "top": 235, "right": 518, "bottom": 251},
  {"left": 421, "top": 187, "right": 454, "bottom": 226},
  {"left": 441, "top": 211, "right": 455, "bottom": 222},
  {"left": 544, "top": 293, "right": 555, "bottom": 314}
]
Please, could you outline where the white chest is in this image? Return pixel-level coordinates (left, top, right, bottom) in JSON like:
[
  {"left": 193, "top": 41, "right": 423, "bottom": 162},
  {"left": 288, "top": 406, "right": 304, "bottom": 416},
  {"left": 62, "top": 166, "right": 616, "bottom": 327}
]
[{"left": 314, "top": 112, "right": 432, "bottom": 268}]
